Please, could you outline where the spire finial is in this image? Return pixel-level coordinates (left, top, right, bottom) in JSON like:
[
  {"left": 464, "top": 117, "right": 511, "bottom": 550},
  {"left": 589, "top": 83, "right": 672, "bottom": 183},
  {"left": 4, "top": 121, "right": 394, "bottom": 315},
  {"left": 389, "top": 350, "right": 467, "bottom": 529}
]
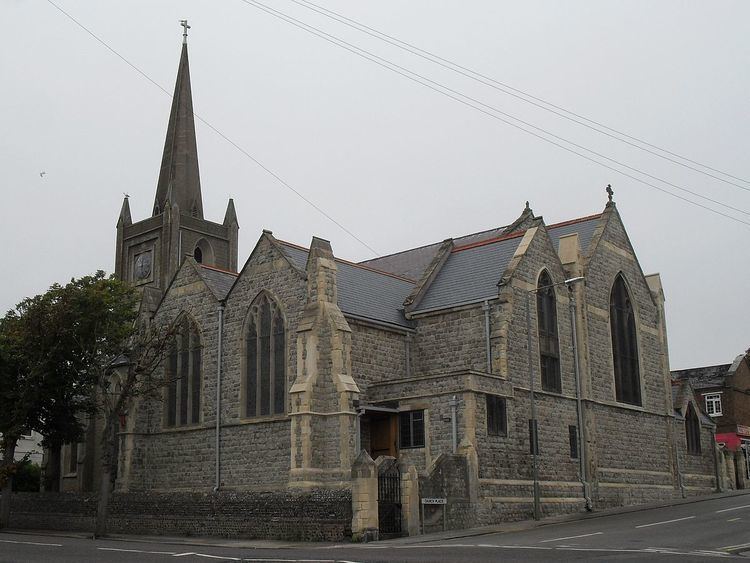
[
  {"left": 180, "top": 19, "right": 191, "bottom": 44},
  {"left": 525, "top": 200, "right": 530, "bottom": 211},
  {"left": 606, "top": 183, "right": 614, "bottom": 202}
]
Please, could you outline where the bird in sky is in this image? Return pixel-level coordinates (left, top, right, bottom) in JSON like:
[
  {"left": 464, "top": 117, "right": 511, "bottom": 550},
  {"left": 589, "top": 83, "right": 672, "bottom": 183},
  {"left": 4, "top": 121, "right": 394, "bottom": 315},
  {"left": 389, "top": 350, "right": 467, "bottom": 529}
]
[{"left": 39, "top": 171, "right": 46, "bottom": 178}]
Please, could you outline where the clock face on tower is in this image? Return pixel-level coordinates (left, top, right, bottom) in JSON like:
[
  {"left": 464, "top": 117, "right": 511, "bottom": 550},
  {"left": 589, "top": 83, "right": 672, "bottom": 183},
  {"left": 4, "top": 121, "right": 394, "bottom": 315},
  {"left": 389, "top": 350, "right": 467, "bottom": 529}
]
[{"left": 133, "top": 251, "right": 153, "bottom": 282}]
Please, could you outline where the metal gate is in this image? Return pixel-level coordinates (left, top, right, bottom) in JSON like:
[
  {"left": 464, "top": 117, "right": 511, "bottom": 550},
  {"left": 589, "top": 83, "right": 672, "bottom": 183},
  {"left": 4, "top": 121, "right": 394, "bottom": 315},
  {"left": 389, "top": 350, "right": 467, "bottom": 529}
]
[{"left": 377, "top": 462, "right": 403, "bottom": 537}]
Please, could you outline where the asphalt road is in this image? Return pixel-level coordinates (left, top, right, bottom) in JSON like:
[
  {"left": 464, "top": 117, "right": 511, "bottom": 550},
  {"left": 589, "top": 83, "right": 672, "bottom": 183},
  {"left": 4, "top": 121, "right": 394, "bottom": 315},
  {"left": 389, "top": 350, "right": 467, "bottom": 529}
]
[{"left": 3, "top": 493, "right": 750, "bottom": 562}]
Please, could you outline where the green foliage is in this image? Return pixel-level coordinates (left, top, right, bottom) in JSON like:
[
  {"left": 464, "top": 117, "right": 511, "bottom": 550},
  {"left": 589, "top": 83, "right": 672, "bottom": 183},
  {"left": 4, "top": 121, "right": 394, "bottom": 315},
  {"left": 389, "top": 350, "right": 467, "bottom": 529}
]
[
  {"left": 11, "top": 460, "right": 40, "bottom": 492},
  {"left": 0, "top": 271, "right": 139, "bottom": 451}
]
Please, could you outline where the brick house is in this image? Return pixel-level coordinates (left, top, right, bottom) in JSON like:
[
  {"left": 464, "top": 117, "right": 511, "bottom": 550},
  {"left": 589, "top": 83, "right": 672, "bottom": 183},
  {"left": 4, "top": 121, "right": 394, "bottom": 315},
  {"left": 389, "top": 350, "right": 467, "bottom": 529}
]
[
  {"left": 673, "top": 351, "right": 750, "bottom": 487},
  {"left": 51, "top": 39, "right": 718, "bottom": 538}
]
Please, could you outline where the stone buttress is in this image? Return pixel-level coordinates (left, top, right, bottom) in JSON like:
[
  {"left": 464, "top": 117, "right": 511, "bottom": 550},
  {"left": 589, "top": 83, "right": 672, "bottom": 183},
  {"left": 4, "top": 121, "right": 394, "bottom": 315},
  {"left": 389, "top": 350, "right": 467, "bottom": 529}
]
[{"left": 289, "top": 237, "right": 360, "bottom": 487}]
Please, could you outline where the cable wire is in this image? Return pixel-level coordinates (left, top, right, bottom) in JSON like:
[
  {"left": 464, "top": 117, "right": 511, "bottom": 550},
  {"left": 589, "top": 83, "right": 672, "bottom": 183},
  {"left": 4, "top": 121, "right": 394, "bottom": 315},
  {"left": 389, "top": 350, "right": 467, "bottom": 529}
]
[
  {"left": 239, "top": 0, "right": 750, "bottom": 227},
  {"left": 291, "top": 0, "right": 750, "bottom": 192},
  {"left": 44, "top": 0, "right": 381, "bottom": 256}
]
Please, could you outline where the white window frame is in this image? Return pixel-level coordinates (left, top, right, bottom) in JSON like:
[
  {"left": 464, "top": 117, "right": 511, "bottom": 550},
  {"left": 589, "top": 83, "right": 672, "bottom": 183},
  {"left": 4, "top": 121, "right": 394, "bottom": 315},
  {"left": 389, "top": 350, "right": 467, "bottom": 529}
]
[{"left": 704, "top": 392, "right": 722, "bottom": 417}]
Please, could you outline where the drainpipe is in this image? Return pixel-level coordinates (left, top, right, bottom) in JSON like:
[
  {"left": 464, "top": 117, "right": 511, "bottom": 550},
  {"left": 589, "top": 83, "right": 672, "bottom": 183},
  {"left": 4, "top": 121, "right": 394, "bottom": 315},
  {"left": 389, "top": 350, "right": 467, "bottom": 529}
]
[
  {"left": 449, "top": 396, "right": 458, "bottom": 454},
  {"left": 712, "top": 426, "right": 721, "bottom": 493},
  {"left": 483, "top": 300, "right": 491, "bottom": 373},
  {"left": 213, "top": 301, "right": 225, "bottom": 492},
  {"left": 569, "top": 290, "right": 592, "bottom": 510},
  {"left": 672, "top": 418, "right": 686, "bottom": 498}
]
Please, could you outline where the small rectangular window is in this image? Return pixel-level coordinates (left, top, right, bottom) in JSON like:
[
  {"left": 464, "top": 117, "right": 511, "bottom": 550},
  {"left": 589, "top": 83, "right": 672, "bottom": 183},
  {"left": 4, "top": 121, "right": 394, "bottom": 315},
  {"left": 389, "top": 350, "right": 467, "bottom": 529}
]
[
  {"left": 704, "top": 393, "right": 722, "bottom": 417},
  {"left": 569, "top": 425, "right": 579, "bottom": 459},
  {"left": 68, "top": 442, "right": 78, "bottom": 474},
  {"left": 399, "top": 410, "right": 425, "bottom": 449},
  {"left": 486, "top": 395, "right": 507, "bottom": 436},
  {"left": 528, "top": 419, "right": 539, "bottom": 455}
]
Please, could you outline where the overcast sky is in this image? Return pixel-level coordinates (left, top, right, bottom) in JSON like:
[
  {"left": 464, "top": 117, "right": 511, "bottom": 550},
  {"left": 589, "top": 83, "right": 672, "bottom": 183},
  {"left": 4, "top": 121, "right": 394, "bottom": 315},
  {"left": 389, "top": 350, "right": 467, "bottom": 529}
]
[{"left": 1, "top": 1, "right": 748, "bottom": 369}]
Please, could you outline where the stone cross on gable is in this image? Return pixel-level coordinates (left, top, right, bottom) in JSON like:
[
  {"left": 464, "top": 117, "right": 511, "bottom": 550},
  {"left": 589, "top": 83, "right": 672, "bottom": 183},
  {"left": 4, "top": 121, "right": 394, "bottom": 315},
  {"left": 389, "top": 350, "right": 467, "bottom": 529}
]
[{"left": 180, "top": 19, "right": 191, "bottom": 44}]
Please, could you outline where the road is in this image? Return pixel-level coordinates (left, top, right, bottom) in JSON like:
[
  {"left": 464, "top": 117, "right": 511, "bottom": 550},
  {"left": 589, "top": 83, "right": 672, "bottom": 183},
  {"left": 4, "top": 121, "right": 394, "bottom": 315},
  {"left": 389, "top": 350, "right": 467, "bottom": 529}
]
[{"left": 2, "top": 494, "right": 750, "bottom": 562}]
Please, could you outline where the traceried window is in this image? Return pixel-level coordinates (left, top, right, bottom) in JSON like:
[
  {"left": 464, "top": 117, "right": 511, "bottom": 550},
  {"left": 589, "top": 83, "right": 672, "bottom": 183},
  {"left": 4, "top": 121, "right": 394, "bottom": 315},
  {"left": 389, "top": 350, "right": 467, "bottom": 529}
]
[
  {"left": 486, "top": 395, "right": 507, "bottom": 436},
  {"left": 705, "top": 393, "right": 722, "bottom": 417},
  {"left": 610, "top": 274, "right": 641, "bottom": 406},
  {"left": 686, "top": 404, "right": 702, "bottom": 454},
  {"left": 399, "top": 410, "right": 425, "bottom": 449},
  {"left": 244, "top": 293, "right": 286, "bottom": 418},
  {"left": 537, "top": 270, "right": 561, "bottom": 393},
  {"left": 165, "top": 316, "right": 202, "bottom": 427}
]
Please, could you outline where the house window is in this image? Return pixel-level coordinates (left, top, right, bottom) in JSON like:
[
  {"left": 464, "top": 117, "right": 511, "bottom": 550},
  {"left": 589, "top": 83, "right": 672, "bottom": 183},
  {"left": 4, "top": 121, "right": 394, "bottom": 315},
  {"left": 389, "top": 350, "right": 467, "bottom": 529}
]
[
  {"left": 486, "top": 395, "right": 507, "bottom": 436},
  {"left": 569, "top": 425, "right": 579, "bottom": 459},
  {"left": 528, "top": 419, "right": 539, "bottom": 455},
  {"left": 399, "top": 410, "right": 425, "bottom": 449},
  {"left": 244, "top": 294, "right": 286, "bottom": 418},
  {"left": 705, "top": 393, "right": 722, "bottom": 417},
  {"left": 537, "top": 270, "right": 561, "bottom": 393},
  {"left": 165, "top": 316, "right": 202, "bottom": 427},
  {"left": 686, "top": 404, "right": 701, "bottom": 454},
  {"left": 610, "top": 274, "right": 641, "bottom": 405}
]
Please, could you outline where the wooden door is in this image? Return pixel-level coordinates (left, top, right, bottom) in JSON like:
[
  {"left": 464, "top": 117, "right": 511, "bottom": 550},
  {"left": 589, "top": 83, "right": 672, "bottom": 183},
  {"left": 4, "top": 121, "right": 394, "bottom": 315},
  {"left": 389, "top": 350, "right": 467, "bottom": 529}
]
[{"left": 369, "top": 414, "right": 398, "bottom": 459}]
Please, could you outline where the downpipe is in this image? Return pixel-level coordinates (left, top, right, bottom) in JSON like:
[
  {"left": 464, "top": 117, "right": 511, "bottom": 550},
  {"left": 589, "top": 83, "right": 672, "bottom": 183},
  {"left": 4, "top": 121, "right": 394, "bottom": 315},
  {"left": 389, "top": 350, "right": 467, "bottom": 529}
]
[{"left": 214, "top": 302, "right": 225, "bottom": 492}]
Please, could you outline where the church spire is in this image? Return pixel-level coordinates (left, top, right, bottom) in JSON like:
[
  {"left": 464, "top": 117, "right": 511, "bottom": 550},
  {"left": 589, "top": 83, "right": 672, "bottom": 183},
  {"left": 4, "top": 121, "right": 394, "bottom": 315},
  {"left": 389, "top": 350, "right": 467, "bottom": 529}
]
[{"left": 153, "top": 22, "right": 203, "bottom": 218}]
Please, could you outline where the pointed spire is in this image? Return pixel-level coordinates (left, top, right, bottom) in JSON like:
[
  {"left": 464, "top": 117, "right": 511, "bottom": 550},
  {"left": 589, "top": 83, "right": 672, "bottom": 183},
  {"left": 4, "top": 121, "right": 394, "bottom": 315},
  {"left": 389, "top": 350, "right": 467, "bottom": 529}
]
[
  {"left": 223, "top": 198, "right": 238, "bottom": 226},
  {"left": 118, "top": 195, "right": 132, "bottom": 227},
  {"left": 153, "top": 30, "right": 203, "bottom": 219}
]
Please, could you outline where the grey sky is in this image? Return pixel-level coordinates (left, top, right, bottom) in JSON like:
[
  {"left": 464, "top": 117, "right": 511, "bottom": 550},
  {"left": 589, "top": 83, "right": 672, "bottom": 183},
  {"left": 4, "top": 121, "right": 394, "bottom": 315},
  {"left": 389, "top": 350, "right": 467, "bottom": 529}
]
[{"left": 1, "top": 1, "right": 747, "bottom": 369}]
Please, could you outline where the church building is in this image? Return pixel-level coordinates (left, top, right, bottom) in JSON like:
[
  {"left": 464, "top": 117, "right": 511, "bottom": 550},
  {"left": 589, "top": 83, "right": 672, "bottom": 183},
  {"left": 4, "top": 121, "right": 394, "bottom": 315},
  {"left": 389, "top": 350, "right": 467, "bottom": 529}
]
[{"left": 90, "top": 36, "right": 719, "bottom": 537}]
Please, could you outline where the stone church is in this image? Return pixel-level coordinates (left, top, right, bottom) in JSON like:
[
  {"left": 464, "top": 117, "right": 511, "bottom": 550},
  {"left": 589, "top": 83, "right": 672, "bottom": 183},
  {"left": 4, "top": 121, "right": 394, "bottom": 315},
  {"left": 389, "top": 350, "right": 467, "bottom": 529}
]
[{"left": 55, "top": 38, "right": 718, "bottom": 538}]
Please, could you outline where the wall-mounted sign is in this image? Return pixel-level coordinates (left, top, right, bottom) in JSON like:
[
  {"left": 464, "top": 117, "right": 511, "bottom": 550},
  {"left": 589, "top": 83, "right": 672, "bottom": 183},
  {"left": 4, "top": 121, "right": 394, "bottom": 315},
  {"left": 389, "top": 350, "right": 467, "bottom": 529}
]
[{"left": 421, "top": 497, "right": 447, "bottom": 505}]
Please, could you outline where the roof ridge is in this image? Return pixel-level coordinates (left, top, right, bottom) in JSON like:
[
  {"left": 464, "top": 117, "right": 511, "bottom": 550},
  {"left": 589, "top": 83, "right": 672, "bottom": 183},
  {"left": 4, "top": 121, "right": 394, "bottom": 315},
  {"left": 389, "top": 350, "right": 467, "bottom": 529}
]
[
  {"left": 275, "top": 239, "right": 416, "bottom": 284},
  {"left": 199, "top": 263, "right": 238, "bottom": 276},
  {"left": 546, "top": 213, "right": 602, "bottom": 230},
  {"left": 452, "top": 229, "right": 526, "bottom": 253}
]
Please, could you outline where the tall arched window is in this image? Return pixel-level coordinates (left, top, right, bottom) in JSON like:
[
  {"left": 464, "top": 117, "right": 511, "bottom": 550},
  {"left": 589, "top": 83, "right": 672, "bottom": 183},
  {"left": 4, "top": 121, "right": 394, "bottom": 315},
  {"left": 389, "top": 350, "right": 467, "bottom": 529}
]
[
  {"left": 610, "top": 274, "right": 641, "bottom": 405},
  {"left": 685, "top": 404, "right": 701, "bottom": 454},
  {"left": 165, "top": 316, "right": 202, "bottom": 427},
  {"left": 537, "top": 270, "right": 561, "bottom": 393},
  {"left": 245, "top": 294, "right": 286, "bottom": 418}
]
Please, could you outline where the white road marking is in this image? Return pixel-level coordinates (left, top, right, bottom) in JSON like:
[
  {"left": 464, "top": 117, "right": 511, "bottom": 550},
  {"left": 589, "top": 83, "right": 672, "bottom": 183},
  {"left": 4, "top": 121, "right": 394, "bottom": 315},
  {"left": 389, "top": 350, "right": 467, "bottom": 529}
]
[
  {"left": 716, "top": 504, "right": 750, "bottom": 513},
  {"left": 727, "top": 517, "right": 742, "bottom": 522},
  {"left": 719, "top": 541, "right": 750, "bottom": 551},
  {"left": 98, "top": 547, "right": 176, "bottom": 555},
  {"left": 635, "top": 515, "right": 695, "bottom": 528},
  {"left": 539, "top": 531, "right": 603, "bottom": 543},
  {"left": 0, "top": 539, "right": 62, "bottom": 547}
]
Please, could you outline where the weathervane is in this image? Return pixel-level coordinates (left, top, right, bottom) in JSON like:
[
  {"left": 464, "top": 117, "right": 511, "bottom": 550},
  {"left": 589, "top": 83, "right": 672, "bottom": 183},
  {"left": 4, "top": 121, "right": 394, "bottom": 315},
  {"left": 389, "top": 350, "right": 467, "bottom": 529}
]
[
  {"left": 180, "top": 19, "right": 191, "bottom": 44},
  {"left": 606, "top": 183, "right": 614, "bottom": 203}
]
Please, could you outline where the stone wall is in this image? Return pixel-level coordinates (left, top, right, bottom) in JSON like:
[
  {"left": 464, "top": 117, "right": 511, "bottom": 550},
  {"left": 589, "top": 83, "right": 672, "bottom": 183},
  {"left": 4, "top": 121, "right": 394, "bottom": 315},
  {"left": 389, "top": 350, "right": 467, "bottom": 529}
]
[
  {"left": 418, "top": 454, "right": 475, "bottom": 532},
  {"left": 9, "top": 490, "right": 352, "bottom": 541}
]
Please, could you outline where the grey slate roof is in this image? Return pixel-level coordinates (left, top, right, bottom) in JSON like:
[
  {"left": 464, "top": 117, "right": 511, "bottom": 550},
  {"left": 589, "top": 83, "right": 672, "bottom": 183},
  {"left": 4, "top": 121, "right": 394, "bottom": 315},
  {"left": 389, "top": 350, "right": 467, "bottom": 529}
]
[
  {"left": 278, "top": 242, "right": 414, "bottom": 329},
  {"left": 361, "top": 215, "right": 600, "bottom": 281},
  {"left": 413, "top": 215, "right": 602, "bottom": 313},
  {"left": 415, "top": 233, "right": 524, "bottom": 312},
  {"left": 672, "top": 364, "right": 731, "bottom": 390},
  {"left": 196, "top": 265, "right": 237, "bottom": 301}
]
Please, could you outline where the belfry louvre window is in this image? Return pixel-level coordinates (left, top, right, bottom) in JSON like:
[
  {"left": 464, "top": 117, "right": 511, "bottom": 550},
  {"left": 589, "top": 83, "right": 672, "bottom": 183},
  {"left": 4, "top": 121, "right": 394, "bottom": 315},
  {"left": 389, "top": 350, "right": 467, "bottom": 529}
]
[
  {"left": 165, "top": 317, "right": 202, "bottom": 427},
  {"left": 610, "top": 275, "right": 641, "bottom": 405},
  {"left": 705, "top": 393, "right": 722, "bottom": 417},
  {"left": 399, "top": 410, "right": 425, "bottom": 449},
  {"left": 486, "top": 395, "right": 507, "bottom": 436},
  {"left": 245, "top": 293, "right": 286, "bottom": 418},
  {"left": 686, "top": 404, "right": 701, "bottom": 454},
  {"left": 537, "top": 270, "right": 561, "bottom": 393}
]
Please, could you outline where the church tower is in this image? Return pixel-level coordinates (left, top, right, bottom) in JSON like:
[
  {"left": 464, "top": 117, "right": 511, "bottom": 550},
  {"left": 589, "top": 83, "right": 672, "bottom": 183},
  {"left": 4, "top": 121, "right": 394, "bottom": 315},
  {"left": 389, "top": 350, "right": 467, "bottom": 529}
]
[{"left": 115, "top": 24, "right": 238, "bottom": 305}]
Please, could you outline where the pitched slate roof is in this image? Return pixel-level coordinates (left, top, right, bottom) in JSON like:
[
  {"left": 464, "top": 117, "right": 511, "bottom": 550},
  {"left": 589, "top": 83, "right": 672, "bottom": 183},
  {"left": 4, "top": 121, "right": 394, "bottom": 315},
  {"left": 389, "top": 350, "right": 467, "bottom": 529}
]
[
  {"left": 278, "top": 242, "right": 415, "bottom": 329},
  {"left": 412, "top": 215, "right": 602, "bottom": 313},
  {"left": 672, "top": 364, "right": 731, "bottom": 390},
  {"left": 196, "top": 264, "right": 237, "bottom": 301},
  {"left": 361, "top": 214, "right": 601, "bottom": 281}
]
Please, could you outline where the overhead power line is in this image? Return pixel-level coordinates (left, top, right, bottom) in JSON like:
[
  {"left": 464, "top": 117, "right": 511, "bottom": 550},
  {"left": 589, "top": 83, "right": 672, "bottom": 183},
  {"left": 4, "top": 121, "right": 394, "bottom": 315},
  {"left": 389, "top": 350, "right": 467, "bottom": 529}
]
[
  {"left": 291, "top": 0, "right": 750, "bottom": 192},
  {"left": 44, "top": 0, "right": 380, "bottom": 256},
  {"left": 239, "top": 0, "right": 750, "bottom": 227}
]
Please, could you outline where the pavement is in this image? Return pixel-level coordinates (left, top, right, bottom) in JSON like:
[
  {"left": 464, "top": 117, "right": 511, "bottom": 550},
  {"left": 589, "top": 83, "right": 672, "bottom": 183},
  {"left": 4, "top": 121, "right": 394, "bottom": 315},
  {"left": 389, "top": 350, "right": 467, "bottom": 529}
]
[{"left": 4, "top": 487, "right": 750, "bottom": 555}]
